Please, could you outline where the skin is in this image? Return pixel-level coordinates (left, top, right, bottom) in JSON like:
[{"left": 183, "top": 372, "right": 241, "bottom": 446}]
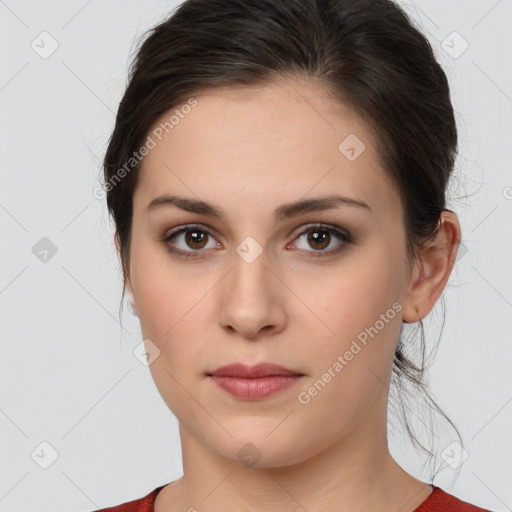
[{"left": 119, "top": 77, "right": 461, "bottom": 512}]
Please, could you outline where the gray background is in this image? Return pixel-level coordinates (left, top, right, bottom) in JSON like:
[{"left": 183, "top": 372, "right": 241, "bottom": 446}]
[{"left": 0, "top": 1, "right": 510, "bottom": 511}]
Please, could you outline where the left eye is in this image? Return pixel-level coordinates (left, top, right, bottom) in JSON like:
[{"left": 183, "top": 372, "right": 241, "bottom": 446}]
[{"left": 289, "top": 224, "right": 351, "bottom": 256}]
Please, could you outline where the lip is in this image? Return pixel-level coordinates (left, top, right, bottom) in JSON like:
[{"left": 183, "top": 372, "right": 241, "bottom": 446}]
[
  {"left": 209, "top": 362, "right": 303, "bottom": 378},
  {"left": 208, "top": 363, "right": 304, "bottom": 400}
]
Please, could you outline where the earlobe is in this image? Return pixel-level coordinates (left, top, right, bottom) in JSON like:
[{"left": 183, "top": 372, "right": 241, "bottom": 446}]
[
  {"left": 127, "top": 293, "right": 138, "bottom": 317},
  {"left": 401, "top": 211, "right": 461, "bottom": 323},
  {"left": 402, "top": 304, "right": 421, "bottom": 324},
  {"left": 402, "top": 262, "right": 422, "bottom": 323},
  {"left": 115, "top": 230, "right": 138, "bottom": 316},
  {"left": 125, "top": 278, "right": 138, "bottom": 316},
  {"left": 114, "top": 230, "right": 122, "bottom": 255}
]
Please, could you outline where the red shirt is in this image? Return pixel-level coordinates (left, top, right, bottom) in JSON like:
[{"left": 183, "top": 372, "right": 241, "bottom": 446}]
[{"left": 95, "top": 484, "right": 492, "bottom": 511}]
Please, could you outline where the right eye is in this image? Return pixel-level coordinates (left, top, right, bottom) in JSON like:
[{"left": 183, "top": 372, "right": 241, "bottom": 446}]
[{"left": 160, "top": 224, "right": 221, "bottom": 258}]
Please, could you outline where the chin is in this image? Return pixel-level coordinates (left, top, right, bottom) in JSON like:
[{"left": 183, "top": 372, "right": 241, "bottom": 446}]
[{"left": 206, "top": 424, "right": 315, "bottom": 469}]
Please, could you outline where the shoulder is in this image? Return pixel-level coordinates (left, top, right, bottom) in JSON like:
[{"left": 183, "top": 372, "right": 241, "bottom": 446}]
[
  {"left": 94, "top": 485, "right": 166, "bottom": 512},
  {"left": 415, "top": 486, "right": 492, "bottom": 511}
]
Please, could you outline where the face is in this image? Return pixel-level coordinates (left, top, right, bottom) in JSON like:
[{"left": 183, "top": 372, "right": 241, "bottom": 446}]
[{"left": 124, "top": 78, "right": 417, "bottom": 468}]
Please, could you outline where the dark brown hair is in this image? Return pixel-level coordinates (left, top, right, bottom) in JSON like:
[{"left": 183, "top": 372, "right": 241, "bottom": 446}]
[{"left": 102, "top": 0, "right": 462, "bottom": 480}]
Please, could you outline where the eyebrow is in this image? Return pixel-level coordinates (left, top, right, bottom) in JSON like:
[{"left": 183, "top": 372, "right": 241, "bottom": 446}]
[{"left": 145, "top": 193, "right": 371, "bottom": 221}]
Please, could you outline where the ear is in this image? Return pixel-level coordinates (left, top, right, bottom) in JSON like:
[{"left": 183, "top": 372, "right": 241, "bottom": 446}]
[
  {"left": 402, "top": 211, "right": 461, "bottom": 323},
  {"left": 114, "top": 230, "right": 136, "bottom": 306},
  {"left": 114, "top": 229, "right": 122, "bottom": 256}
]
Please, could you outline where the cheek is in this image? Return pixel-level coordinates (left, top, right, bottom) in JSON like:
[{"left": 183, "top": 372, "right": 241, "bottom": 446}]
[
  {"left": 300, "top": 252, "right": 404, "bottom": 397},
  {"left": 293, "top": 270, "right": 402, "bottom": 437},
  {"left": 136, "top": 271, "right": 210, "bottom": 348},
  {"left": 134, "top": 268, "right": 215, "bottom": 421},
  {"left": 130, "top": 234, "right": 203, "bottom": 338},
  {"left": 313, "top": 259, "right": 402, "bottom": 339}
]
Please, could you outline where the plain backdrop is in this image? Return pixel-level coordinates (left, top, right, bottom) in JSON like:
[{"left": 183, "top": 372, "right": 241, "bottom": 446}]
[{"left": 0, "top": 1, "right": 511, "bottom": 511}]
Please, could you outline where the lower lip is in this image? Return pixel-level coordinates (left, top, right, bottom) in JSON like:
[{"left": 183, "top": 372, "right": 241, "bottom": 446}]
[{"left": 209, "top": 375, "right": 303, "bottom": 400}]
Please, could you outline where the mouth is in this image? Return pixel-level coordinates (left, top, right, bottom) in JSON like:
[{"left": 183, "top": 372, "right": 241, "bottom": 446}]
[
  {"left": 208, "top": 362, "right": 304, "bottom": 378},
  {"left": 207, "top": 363, "right": 305, "bottom": 400}
]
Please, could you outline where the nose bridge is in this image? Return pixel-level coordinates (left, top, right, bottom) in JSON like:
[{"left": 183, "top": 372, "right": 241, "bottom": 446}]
[
  {"left": 231, "top": 244, "right": 268, "bottom": 295},
  {"left": 219, "top": 240, "right": 286, "bottom": 338}
]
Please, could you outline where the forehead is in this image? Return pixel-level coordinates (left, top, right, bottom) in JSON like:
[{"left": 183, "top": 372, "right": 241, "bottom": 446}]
[{"left": 134, "top": 78, "right": 400, "bottom": 219}]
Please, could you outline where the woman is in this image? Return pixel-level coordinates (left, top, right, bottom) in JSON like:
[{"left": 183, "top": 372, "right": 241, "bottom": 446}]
[{"left": 96, "top": 0, "right": 490, "bottom": 510}]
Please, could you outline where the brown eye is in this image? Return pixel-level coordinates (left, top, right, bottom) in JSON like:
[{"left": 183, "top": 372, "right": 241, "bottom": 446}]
[
  {"left": 290, "top": 224, "right": 352, "bottom": 257},
  {"left": 161, "top": 224, "right": 220, "bottom": 257},
  {"left": 306, "top": 229, "right": 331, "bottom": 251},
  {"left": 184, "top": 229, "right": 209, "bottom": 250}
]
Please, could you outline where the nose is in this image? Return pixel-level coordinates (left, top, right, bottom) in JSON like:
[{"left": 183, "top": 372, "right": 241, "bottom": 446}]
[{"left": 218, "top": 248, "right": 287, "bottom": 341}]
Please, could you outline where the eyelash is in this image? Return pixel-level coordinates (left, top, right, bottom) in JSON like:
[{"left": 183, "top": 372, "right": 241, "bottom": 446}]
[{"left": 160, "top": 223, "right": 353, "bottom": 259}]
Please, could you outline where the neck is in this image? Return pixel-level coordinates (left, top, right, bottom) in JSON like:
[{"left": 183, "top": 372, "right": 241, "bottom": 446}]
[{"left": 156, "top": 417, "right": 432, "bottom": 512}]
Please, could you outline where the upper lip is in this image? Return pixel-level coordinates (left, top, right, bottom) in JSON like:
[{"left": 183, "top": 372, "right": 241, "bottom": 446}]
[{"left": 208, "top": 363, "right": 304, "bottom": 378}]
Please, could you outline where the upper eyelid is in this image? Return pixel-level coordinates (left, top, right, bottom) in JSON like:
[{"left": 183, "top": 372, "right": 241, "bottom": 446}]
[
  {"left": 165, "top": 223, "right": 220, "bottom": 240},
  {"left": 290, "top": 222, "right": 349, "bottom": 237}
]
